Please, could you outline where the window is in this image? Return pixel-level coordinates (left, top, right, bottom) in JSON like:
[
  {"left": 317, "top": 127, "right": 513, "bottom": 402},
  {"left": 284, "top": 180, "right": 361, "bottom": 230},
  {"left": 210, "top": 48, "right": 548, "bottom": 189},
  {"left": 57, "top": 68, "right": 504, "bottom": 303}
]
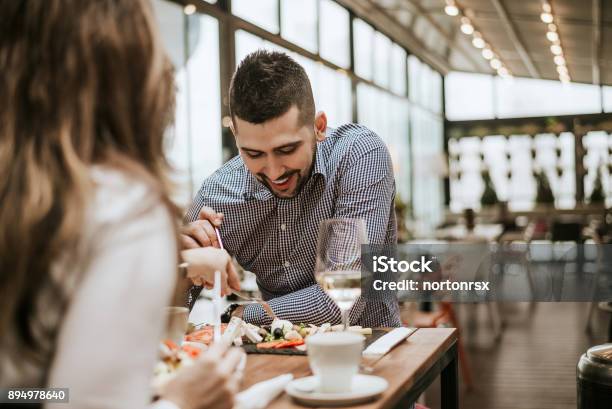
[
  {"left": 319, "top": 0, "right": 350, "bottom": 68},
  {"left": 353, "top": 19, "right": 374, "bottom": 80},
  {"left": 390, "top": 43, "right": 406, "bottom": 96},
  {"left": 153, "top": 0, "right": 222, "bottom": 205},
  {"left": 373, "top": 32, "right": 391, "bottom": 88},
  {"left": 281, "top": 0, "right": 317, "bottom": 52},
  {"left": 357, "top": 83, "right": 411, "bottom": 203},
  {"left": 232, "top": 0, "right": 279, "bottom": 34},
  {"left": 411, "top": 107, "right": 445, "bottom": 229},
  {"left": 445, "top": 71, "right": 495, "bottom": 120},
  {"left": 604, "top": 86, "right": 612, "bottom": 113},
  {"left": 495, "top": 77, "right": 602, "bottom": 118}
]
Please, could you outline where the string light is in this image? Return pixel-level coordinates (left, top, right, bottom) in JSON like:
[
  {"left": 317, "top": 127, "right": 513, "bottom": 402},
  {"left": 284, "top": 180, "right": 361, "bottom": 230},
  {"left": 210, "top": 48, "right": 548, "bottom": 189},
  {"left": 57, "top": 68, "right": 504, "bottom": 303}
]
[
  {"left": 540, "top": 2, "right": 570, "bottom": 83},
  {"left": 184, "top": 4, "right": 196, "bottom": 15},
  {"left": 444, "top": 0, "right": 459, "bottom": 16},
  {"left": 540, "top": 12, "right": 553, "bottom": 23},
  {"left": 490, "top": 58, "right": 502, "bottom": 70},
  {"left": 482, "top": 48, "right": 494, "bottom": 60},
  {"left": 472, "top": 32, "right": 485, "bottom": 48},
  {"left": 443, "top": 1, "right": 510, "bottom": 78}
]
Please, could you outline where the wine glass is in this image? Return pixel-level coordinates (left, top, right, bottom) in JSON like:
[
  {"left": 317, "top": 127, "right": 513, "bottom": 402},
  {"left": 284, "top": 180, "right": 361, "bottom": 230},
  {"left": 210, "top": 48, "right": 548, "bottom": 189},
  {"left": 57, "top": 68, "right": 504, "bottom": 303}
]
[{"left": 315, "top": 218, "right": 368, "bottom": 329}]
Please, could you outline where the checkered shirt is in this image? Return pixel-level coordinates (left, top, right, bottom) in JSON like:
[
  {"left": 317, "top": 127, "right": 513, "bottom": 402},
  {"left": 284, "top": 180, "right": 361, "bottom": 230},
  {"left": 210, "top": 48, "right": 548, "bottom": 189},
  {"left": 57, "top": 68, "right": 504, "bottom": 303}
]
[{"left": 185, "top": 124, "right": 400, "bottom": 327}]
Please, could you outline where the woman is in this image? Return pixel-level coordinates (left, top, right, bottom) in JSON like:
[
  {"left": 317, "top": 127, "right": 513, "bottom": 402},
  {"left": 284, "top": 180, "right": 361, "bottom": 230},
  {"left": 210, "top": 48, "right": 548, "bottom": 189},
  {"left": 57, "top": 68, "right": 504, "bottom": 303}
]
[{"left": 0, "top": 1, "right": 242, "bottom": 408}]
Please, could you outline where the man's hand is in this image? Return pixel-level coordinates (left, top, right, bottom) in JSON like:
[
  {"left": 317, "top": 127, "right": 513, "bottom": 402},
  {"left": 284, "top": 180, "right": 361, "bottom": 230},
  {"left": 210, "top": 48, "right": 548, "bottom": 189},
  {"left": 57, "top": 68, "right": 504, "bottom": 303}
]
[{"left": 181, "top": 207, "right": 224, "bottom": 249}]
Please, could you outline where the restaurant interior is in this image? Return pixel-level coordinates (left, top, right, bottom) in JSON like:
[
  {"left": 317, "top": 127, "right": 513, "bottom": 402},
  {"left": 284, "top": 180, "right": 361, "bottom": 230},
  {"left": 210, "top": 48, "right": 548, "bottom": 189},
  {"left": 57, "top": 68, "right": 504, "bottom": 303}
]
[{"left": 151, "top": 0, "right": 612, "bottom": 408}]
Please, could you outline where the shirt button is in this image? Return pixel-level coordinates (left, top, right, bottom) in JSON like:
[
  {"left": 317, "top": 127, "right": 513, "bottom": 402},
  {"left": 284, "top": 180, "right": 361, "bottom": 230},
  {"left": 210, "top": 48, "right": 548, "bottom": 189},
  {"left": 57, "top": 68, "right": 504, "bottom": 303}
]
[
  {"left": 280, "top": 223, "right": 286, "bottom": 231},
  {"left": 284, "top": 261, "right": 290, "bottom": 268}
]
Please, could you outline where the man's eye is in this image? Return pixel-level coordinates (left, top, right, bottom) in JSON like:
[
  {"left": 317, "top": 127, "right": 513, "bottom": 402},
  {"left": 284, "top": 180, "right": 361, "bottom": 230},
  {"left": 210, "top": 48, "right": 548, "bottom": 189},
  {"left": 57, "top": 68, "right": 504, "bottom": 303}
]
[
  {"left": 246, "top": 152, "right": 263, "bottom": 159},
  {"left": 278, "top": 147, "right": 296, "bottom": 155}
]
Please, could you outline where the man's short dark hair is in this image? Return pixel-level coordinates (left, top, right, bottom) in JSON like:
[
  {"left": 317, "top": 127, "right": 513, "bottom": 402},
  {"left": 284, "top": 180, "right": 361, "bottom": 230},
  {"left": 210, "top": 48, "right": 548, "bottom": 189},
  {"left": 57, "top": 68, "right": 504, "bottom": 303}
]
[{"left": 229, "top": 50, "right": 315, "bottom": 126}]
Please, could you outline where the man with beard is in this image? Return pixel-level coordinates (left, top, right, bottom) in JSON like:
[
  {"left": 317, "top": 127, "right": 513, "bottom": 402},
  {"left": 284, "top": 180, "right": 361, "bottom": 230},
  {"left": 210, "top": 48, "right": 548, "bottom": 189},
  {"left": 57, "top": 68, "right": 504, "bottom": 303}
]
[{"left": 182, "top": 50, "right": 400, "bottom": 327}]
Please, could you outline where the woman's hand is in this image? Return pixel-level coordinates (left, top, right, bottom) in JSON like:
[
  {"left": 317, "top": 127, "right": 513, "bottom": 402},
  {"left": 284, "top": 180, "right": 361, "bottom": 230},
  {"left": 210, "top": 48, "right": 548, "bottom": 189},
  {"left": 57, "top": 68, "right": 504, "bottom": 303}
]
[
  {"left": 181, "top": 247, "right": 241, "bottom": 296},
  {"left": 161, "top": 343, "right": 244, "bottom": 409}
]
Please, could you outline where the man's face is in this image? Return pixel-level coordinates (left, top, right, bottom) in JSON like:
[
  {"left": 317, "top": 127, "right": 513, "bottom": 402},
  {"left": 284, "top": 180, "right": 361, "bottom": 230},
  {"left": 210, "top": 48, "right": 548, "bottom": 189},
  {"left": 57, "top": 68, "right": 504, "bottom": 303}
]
[{"left": 233, "top": 106, "right": 320, "bottom": 199}]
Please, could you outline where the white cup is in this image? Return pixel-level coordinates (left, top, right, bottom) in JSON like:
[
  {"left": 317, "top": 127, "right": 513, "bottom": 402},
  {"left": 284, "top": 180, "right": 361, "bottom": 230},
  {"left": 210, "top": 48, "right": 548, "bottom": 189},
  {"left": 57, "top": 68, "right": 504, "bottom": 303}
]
[
  {"left": 306, "top": 332, "right": 364, "bottom": 393},
  {"left": 164, "top": 306, "right": 189, "bottom": 346}
]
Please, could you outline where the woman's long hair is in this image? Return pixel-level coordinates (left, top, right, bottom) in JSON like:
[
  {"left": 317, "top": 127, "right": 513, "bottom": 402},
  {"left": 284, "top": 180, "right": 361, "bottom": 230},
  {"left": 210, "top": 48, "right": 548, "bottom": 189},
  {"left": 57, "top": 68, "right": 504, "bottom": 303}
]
[{"left": 0, "top": 0, "right": 177, "bottom": 350}]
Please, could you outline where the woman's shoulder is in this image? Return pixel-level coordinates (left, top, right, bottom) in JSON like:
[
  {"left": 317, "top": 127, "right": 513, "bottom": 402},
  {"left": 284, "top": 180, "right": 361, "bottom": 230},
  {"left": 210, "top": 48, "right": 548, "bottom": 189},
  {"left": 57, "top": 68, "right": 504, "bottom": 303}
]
[{"left": 88, "top": 165, "right": 173, "bottom": 228}]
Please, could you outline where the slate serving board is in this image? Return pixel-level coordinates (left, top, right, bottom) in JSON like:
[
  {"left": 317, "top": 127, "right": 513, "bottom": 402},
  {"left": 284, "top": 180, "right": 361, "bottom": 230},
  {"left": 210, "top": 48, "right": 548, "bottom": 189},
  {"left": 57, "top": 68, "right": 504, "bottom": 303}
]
[{"left": 241, "top": 329, "right": 388, "bottom": 355}]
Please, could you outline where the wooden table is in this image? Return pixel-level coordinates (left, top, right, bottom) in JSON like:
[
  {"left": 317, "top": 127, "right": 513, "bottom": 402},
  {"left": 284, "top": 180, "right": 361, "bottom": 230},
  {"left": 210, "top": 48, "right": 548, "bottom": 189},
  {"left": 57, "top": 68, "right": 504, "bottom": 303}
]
[{"left": 240, "top": 328, "right": 459, "bottom": 409}]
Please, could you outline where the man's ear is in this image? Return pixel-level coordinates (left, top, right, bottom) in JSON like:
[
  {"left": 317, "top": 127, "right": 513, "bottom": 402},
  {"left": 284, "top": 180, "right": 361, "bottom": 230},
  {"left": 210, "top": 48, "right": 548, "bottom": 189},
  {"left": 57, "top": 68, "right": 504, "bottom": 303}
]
[
  {"left": 314, "top": 111, "right": 327, "bottom": 142},
  {"left": 229, "top": 120, "right": 237, "bottom": 137}
]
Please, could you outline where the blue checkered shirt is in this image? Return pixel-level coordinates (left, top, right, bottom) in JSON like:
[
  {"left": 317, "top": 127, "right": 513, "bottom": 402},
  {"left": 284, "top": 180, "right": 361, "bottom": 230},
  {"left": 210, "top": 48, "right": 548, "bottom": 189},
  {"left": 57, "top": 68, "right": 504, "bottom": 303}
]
[{"left": 185, "top": 124, "right": 400, "bottom": 327}]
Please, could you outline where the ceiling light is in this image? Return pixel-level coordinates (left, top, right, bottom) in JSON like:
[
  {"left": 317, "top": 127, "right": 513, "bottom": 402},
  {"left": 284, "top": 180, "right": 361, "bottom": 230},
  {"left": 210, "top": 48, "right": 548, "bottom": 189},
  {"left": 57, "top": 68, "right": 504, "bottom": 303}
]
[
  {"left": 554, "top": 55, "right": 566, "bottom": 65},
  {"left": 497, "top": 67, "right": 509, "bottom": 76},
  {"left": 183, "top": 4, "right": 196, "bottom": 15},
  {"left": 472, "top": 32, "right": 485, "bottom": 48},
  {"left": 482, "top": 48, "right": 494, "bottom": 60},
  {"left": 540, "top": 12, "right": 553, "bottom": 24},
  {"left": 460, "top": 17, "right": 474, "bottom": 35},
  {"left": 444, "top": 0, "right": 459, "bottom": 16},
  {"left": 548, "top": 23, "right": 557, "bottom": 32},
  {"left": 546, "top": 31, "right": 559, "bottom": 42},
  {"left": 550, "top": 44, "right": 563, "bottom": 55},
  {"left": 557, "top": 65, "right": 568, "bottom": 75},
  {"left": 542, "top": 2, "right": 552, "bottom": 13},
  {"left": 560, "top": 75, "right": 570, "bottom": 84},
  {"left": 490, "top": 58, "right": 502, "bottom": 70}
]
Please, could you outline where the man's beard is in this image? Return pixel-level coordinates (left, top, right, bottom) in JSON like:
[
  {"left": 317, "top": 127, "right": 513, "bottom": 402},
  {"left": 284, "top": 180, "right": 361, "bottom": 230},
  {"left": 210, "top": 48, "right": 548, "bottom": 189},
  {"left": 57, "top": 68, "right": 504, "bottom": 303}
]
[{"left": 257, "top": 142, "right": 317, "bottom": 199}]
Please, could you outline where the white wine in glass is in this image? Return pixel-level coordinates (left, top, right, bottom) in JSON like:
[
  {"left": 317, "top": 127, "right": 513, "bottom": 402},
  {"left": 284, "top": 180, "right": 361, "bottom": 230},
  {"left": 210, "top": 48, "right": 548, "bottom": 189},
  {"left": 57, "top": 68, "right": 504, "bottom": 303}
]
[{"left": 315, "top": 218, "right": 368, "bottom": 329}]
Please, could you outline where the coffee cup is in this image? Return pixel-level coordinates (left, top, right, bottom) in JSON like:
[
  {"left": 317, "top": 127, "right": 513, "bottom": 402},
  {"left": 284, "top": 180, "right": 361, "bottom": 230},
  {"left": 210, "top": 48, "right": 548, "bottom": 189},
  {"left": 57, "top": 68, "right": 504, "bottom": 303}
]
[{"left": 306, "top": 331, "right": 364, "bottom": 393}]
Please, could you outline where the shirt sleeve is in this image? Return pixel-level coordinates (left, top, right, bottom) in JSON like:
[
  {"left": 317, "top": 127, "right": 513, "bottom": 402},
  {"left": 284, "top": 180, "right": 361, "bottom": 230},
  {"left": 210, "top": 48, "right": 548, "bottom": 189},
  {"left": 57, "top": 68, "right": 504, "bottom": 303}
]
[
  {"left": 242, "top": 284, "right": 342, "bottom": 326},
  {"left": 334, "top": 135, "right": 397, "bottom": 245},
  {"left": 46, "top": 197, "right": 178, "bottom": 409}
]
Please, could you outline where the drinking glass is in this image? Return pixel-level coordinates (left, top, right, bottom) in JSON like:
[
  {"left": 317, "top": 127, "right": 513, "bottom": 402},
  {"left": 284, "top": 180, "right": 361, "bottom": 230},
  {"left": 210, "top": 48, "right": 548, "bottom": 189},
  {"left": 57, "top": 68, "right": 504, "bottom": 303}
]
[{"left": 315, "top": 218, "right": 368, "bottom": 329}]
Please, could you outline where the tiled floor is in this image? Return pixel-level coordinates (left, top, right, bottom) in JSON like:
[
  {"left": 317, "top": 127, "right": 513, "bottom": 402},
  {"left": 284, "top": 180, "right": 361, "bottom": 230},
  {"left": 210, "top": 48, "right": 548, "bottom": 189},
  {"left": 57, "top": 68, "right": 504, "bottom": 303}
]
[{"left": 423, "top": 302, "right": 610, "bottom": 409}]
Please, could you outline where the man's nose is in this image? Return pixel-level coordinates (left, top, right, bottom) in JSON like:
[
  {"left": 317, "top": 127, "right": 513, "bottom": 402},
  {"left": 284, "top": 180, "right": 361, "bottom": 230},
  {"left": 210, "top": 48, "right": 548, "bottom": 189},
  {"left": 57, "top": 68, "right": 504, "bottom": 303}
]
[{"left": 263, "top": 158, "right": 285, "bottom": 181}]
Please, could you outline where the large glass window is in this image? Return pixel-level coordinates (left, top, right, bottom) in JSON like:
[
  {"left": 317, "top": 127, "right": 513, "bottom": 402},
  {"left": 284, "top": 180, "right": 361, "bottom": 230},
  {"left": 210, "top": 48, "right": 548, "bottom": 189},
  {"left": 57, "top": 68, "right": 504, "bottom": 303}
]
[
  {"left": 495, "top": 77, "right": 602, "bottom": 118},
  {"left": 153, "top": 0, "right": 222, "bottom": 206},
  {"left": 411, "top": 107, "right": 445, "bottom": 230},
  {"left": 280, "top": 0, "right": 317, "bottom": 53},
  {"left": 604, "top": 86, "right": 612, "bottom": 113},
  {"left": 449, "top": 133, "right": 577, "bottom": 211},
  {"left": 353, "top": 19, "right": 374, "bottom": 81},
  {"left": 232, "top": 0, "right": 279, "bottom": 34},
  {"left": 373, "top": 32, "right": 391, "bottom": 88},
  {"left": 357, "top": 83, "right": 411, "bottom": 203},
  {"left": 390, "top": 43, "right": 407, "bottom": 96},
  {"left": 444, "top": 71, "right": 495, "bottom": 120},
  {"left": 319, "top": 0, "right": 350, "bottom": 68}
]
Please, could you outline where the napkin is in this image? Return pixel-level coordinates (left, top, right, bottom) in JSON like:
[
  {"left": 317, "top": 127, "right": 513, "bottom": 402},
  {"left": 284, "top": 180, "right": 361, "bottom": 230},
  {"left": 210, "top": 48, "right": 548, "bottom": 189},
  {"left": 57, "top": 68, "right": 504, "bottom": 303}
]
[
  {"left": 362, "top": 327, "right": 415, "bottom": 357},
  {"left": 233, "top": 374, "right": 294, "bottom": 409}
]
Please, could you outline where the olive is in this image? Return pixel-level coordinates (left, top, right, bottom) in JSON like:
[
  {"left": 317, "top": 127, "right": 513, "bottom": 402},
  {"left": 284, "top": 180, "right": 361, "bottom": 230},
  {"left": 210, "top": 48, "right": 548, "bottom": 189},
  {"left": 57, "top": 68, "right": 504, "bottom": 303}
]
[{"left": 273, "top": 328, "right": 283, "bottom": 338}]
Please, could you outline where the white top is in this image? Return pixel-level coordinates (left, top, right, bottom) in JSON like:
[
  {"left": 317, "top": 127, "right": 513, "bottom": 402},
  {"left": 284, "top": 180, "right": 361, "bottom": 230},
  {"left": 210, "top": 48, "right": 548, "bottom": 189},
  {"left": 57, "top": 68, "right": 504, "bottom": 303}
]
[{"left": 0, "top": 167, "right": 178, "bottom": 409}]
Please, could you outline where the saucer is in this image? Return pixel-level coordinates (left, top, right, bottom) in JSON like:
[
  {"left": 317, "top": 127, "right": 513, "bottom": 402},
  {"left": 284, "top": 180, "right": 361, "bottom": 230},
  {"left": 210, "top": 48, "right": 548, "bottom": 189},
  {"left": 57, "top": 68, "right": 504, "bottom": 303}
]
[{"left": 285, "top": 374, "right": 388, "bottom": 406}]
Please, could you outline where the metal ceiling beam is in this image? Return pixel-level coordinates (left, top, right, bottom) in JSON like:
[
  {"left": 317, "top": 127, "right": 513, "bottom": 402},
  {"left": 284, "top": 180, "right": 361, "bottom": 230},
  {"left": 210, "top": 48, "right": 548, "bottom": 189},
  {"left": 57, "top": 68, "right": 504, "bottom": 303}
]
[
  {"left": 403, "top": 0, "right": 487, "bottom": 73},
  {"left": 489, "top": 0, "right": 540, "bottom": 79},
  {"left": 592, "top": 0, "right": 601, "bottom": 85},
  {"left": 335, "top": 0, "right": 452, "bottom": 74}
]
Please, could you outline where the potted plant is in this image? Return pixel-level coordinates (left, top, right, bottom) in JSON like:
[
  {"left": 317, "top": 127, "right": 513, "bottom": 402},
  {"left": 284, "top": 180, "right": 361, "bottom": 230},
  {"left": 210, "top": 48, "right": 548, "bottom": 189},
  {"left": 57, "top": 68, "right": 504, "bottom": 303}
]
[
  {"left": 534, "top": 170, "right": 555, "bottom": 206},
  {"left": 480, "top": 170, "right": 499, "bottom": 207},
  {"left": 589, "top": 167, "right": 606, "bottom": 205}
]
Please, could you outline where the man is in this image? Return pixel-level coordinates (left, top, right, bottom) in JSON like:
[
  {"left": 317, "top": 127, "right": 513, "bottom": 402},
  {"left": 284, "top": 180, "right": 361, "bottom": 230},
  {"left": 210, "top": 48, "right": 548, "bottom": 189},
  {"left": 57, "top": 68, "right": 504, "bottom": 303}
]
[{"left": 182, "top": 50, "right": 400, "bottom": 327}]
